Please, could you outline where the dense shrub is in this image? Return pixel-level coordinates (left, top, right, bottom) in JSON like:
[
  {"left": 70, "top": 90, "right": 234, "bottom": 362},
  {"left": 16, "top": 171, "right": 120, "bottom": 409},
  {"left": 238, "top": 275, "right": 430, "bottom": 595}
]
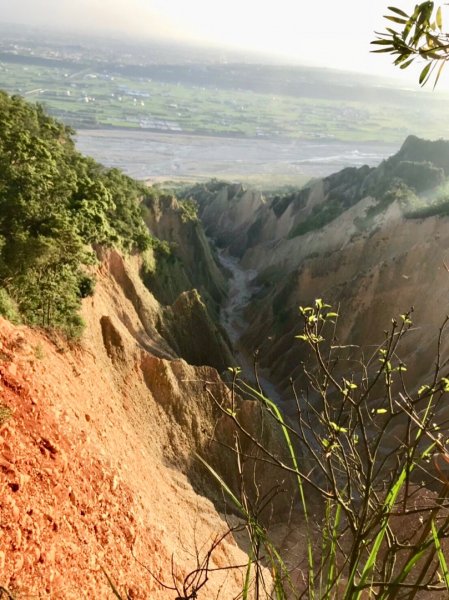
[{"left": 0, "top": 91, "right": 153, "bottom": 336}]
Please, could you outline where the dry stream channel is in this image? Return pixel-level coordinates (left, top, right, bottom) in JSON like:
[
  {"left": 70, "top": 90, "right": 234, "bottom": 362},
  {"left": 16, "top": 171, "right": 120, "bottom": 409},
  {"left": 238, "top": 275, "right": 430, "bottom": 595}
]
[{"left": 215, "top": 247, "right": 282, "bottom": 404}]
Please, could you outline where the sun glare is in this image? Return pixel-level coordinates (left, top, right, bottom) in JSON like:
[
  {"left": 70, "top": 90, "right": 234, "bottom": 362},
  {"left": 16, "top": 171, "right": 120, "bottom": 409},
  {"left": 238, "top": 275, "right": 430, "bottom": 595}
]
[{"left": 146, "top": 0, "right": 423, "bottom": 79}]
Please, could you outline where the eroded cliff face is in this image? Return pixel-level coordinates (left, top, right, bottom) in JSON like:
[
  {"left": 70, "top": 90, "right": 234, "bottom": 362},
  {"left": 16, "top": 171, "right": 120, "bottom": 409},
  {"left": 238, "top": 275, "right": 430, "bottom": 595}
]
[
  {"left": 243, "top": 208, "right": 449, "bottom": 394},
  {"left": 137, "top": 193, "right": 235, "bottom": 372},
  {"left": 1, "top": 239, "right": 300, "bottom": 597},
  {"left": 188, "top": 137, "right": 449, "bottom": 395},
  {"left": 0, "top": 227, "right": 304, "bottom": 600},
  {"left": 142, "top": 194, "right": 228, "bottom": 317}
]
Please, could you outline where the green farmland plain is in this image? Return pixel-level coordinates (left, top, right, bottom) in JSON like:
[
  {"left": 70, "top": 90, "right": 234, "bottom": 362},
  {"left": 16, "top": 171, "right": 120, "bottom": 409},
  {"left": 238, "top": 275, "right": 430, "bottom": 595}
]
[
  {"left": 0, "top": 29, "right": 449, "bottom": 144},
  {"left": 2, "top": 48, "right": 449, "bottom": 143}
]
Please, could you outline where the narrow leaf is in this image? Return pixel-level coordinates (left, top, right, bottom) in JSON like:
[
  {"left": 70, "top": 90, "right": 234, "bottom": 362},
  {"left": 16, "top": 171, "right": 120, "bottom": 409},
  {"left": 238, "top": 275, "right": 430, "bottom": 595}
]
[
  {"left": 196, "top": 453, "right": 245, "bottom": 513},
  {"left": 434, "top": 60, "right": 446, "bottom": 89},
  {"left": 371, "top": 38, "right": 397, "bottom": 46},
  {"left": 385, "top": 15, "right": 408, "bottom": 24},
  {"left": 349, "top": 467, "right": 409, "bottom": 599},
  {"left": 372, "top": 47, "right": 396, "bottom": 54},
  {"left": 242, "top": 558, "right": 252, "bottom": 600},
  {"left": 431, "top": 520, "right": 449, "bottom": 590},
  {"left": 436, "top": 6, "right": 443, "bottom": 29},
  {"left": 419, "top": 62, "right": 431, "bottom": 84},
  {"left": 388, "top": 6, "right": 409, "bottom": 18}
]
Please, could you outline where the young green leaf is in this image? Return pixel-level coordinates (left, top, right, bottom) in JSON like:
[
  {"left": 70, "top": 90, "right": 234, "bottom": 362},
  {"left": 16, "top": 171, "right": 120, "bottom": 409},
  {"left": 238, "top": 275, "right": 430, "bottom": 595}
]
[
  {"left": 436, "top": 6, "right": 443, "bottom": 29},
  {"left": 385, "top": 15, "right": 408, "bottom": 24},
  {"left": 330, "top": 422, "right": 348, "bottom": 434},
  {"left": 419, "top": 62, "right": 432, "bottom": 85},
  {"left": 295, "top": 334, "right": 309, "bottom": 341},
  {"left": 432, "top": 519, "right": 449, "bottom": 591},
  {"left": 388, "top": 6, "right": 409, "bottom": 18}
]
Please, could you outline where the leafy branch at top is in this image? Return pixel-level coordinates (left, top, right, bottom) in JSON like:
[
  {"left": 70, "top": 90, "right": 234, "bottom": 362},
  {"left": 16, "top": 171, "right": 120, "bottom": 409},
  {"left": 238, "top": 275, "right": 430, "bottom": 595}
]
[{"left": 372, "top": 2, "right": 449, "bottom": 87}]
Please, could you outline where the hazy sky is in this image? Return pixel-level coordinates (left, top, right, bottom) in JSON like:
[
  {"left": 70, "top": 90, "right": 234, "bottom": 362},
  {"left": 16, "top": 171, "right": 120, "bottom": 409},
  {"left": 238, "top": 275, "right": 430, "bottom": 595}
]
[{"left": 0, "top": 0, "right": 439, "bottom": 81}]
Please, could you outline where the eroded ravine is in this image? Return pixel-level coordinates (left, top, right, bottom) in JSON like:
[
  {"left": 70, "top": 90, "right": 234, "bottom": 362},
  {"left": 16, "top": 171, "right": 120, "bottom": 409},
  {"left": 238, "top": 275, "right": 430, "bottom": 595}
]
[{"left": 215, "top": 246, "right": 282, "bottom": 404}]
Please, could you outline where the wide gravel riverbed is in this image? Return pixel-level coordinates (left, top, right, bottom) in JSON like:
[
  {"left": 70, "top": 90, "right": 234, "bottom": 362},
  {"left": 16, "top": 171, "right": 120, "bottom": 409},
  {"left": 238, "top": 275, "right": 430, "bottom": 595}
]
[{"left": 76, "top": 129, "right": 398, "bottom": 181}]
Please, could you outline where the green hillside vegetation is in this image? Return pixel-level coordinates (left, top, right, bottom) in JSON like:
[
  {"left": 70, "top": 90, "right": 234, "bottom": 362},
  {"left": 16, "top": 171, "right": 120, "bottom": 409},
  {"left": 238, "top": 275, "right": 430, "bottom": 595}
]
[
  {"left": 406, "top": 196, "right": 449, "bottom": 219},
  {"left": 404, "top": 180, "right": 449, "bottom": 219},
  {"left": 0, "top": 91, "right": 155, "bottom": 336},
  {"left": 287, "top": 140, "right": 449, "bottom": 239}
]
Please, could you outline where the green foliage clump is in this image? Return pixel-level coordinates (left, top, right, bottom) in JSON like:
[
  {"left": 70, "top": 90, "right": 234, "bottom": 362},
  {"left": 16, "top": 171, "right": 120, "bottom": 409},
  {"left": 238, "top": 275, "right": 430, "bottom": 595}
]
[
  {"left": 150, "top": 237, "right": 172, "bottom": 257},
  {"left": 288, "top": 199, "right": 344, "bottom": 238},
  {"left": 177, "top": 179, "right": 236, "bottom": 209},
  {"left": 0, "top": 403, "right": 12, "bottom": 426},
  {"left": 374, "top": 181, "right": 415, "bottom": 214},
  {"left": 390, "top": 160, "right": 444, "bottom": 192},
  {"left": 355, "top": 182, "right": 416, "bottom": 231},
  {"left": 405, "top": 189, "right": 449, "bottom": 219},
  {"left": 0, "top": 288, "right": 20, "bottom": 324},
  {"left": 179, "top": 199, "right": 199, "bottom": 223},
  {"left": 373, "top": 3, "right": 448, "bottom": 88},
  {"left": 0, "top": 91, "right": 152, "bottom": 337}
]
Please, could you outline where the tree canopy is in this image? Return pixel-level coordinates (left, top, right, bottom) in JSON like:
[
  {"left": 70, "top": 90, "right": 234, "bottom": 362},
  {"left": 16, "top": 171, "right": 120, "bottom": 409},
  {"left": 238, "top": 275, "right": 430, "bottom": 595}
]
[{"left": 0, "top": 91, "right": 154, "bottom": 336}]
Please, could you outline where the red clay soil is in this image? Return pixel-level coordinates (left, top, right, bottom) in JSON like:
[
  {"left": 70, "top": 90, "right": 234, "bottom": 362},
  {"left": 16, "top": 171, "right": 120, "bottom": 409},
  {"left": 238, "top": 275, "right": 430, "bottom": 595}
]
[
  {"left": 0, "top": 316, "right": 247, "bottom": 599},
  {"left": 0, "top": 321, "right": 167, "bottom": 598}
]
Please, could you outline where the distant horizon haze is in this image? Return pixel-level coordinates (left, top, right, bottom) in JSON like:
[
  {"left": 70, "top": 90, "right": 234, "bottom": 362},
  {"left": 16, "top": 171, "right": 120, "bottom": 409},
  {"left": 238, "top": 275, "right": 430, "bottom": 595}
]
[{"left": 2, "top": 0, "right": 449, "bottom": 90}]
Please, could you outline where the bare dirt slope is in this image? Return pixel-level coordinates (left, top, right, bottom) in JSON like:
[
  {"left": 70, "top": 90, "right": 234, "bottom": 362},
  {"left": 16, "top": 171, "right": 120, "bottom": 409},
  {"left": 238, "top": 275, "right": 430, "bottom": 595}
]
[
  {"left": 0, "top": 251, "right": 252, "bottom": 599},
  {"left": 242, "top": 208, "right": 449, "bottom": 394}
]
